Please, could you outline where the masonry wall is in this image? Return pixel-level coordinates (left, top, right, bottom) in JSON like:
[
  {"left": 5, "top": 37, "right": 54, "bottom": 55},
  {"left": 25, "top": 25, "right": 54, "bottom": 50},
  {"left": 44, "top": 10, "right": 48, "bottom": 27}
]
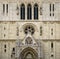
[{"left": 0, "top": 22, "right": 60, "bottom": 59}]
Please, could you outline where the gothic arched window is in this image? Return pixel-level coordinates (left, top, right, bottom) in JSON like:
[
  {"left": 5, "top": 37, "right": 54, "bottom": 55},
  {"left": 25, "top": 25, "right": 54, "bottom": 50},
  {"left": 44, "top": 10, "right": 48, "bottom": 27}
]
[
  {"left": 27, "top": 4, "right": 32, "bottom": 19},
  {"left": 34, "top": 4, "right": 38, "bottom": 19},
  {"left": 20, "top": 4, "right": 25, "bottom": 19}
]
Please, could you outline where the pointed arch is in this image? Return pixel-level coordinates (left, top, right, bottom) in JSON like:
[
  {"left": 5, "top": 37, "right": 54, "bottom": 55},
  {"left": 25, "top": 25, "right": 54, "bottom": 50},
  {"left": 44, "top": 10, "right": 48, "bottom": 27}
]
[
  {"left": 20, "top": 47, "right": 38, "bottom": 59},
  {"left": 20, "top": 3, "right": 25, "bottom": 19},
  {"left": 27, "top": 4, "right": 32, "bottom": 19},
  {"left": 34, "top": 3, "right": 38, "bottom": 19}
]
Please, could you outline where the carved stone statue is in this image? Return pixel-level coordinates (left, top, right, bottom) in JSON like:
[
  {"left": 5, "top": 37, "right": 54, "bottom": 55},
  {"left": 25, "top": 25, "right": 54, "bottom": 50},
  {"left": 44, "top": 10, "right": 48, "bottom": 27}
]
[{"left": 25, "top": 37, "right": 32, "bottom": 44}]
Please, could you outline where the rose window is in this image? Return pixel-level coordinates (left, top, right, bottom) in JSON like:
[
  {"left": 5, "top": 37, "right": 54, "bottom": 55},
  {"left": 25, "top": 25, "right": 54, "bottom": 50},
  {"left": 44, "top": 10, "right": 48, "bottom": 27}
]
[{"left": 24, "top": 25, "right": 35, "bottom": 35}]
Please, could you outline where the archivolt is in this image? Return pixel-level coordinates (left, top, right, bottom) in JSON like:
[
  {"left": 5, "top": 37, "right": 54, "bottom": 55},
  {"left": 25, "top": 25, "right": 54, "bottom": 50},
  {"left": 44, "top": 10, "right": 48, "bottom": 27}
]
[{"left": 19, "top": 47, "right": 38, "bottom": 59}]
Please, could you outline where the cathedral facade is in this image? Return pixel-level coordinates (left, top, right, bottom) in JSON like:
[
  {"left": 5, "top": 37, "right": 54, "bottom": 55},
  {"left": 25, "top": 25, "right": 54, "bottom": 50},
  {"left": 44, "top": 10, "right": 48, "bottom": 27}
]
[{"left": 0, "top": 0, "right": 60, "bottom": 59}]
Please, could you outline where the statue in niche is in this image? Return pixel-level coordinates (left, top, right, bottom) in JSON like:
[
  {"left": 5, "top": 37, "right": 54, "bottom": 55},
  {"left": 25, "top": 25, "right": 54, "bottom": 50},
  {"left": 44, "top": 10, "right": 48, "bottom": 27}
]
[{"left": 25, "top": 37, "right": 32, "bottom": 44}]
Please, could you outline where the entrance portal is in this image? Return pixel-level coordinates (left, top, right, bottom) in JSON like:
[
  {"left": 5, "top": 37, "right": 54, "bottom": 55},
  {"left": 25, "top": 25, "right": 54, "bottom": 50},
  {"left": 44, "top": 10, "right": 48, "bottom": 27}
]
[{"left": 20, "top": 47, "right": 38, "bottom": 59}]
